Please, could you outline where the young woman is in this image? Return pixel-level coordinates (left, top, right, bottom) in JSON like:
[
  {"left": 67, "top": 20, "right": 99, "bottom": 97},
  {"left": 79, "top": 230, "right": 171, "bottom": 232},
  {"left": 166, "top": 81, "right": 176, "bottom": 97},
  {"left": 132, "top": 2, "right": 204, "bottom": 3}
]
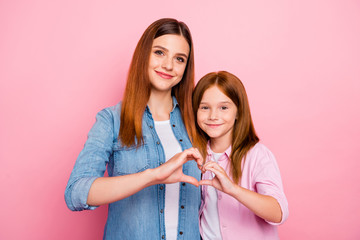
[
  {"left": 65, "top": 18, "right": 203, "bottom": 240},
  {"left": 193, "top": 71, "right": 289, "bottom": 240}
]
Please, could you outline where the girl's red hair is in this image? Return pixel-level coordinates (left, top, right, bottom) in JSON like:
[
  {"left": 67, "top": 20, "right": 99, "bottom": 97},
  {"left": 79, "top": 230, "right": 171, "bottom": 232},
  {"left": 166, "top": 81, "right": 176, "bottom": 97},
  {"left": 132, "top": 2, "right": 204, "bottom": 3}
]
[{"left": 193, "top": 71, "right": 259, "bottom": 183}]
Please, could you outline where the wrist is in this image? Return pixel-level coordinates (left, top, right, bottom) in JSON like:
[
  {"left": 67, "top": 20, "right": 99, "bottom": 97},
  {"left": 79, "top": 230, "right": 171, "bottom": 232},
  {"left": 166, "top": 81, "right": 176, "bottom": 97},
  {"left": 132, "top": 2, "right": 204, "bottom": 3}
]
[
  {"left": 143, "top": 168, "right": 158, "bottom": 187},
  {"left": 227, "top": 182, "right": 240, "bottom": 197}
]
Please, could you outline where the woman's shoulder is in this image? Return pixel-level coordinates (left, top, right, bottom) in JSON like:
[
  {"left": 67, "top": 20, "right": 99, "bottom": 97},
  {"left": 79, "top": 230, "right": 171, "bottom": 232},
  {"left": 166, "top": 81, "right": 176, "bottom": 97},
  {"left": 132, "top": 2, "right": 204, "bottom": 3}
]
[
  {"left": 103, "top": 101, "right": 122, "bottom": 115},
  {"left": 96, "top": 102, "right": 122, "bottom": 120},
  {"left": 92, "top": 102, "right": 122, "bottom": 135}
]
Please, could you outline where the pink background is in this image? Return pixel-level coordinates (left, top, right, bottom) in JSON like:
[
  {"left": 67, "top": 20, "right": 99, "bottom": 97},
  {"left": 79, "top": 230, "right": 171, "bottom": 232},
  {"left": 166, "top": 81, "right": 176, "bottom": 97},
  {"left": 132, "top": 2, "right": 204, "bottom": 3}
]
[{"left": 1, "top": 0, "right": 359, "bottom": 239}]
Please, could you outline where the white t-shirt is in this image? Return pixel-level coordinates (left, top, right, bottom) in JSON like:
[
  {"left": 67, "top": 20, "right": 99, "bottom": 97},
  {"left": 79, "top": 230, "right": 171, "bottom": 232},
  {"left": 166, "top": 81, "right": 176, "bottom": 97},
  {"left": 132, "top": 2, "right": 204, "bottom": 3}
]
[
  {"left": 200, "top": 152, "right": 223, "bottom": 240},
  {"left": 154, "top": 120, "right": 182, "bottom": 240}
]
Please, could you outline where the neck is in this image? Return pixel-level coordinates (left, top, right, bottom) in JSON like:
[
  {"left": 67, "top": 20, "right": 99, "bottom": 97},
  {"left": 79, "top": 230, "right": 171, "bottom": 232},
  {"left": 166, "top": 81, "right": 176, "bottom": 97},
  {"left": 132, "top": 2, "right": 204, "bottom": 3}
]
[
  {"left": 210, "top": 137, "right": 232, "bottom": 153},
  {"left": 147, "top": 91, "right": 173, "bottom": 121}
]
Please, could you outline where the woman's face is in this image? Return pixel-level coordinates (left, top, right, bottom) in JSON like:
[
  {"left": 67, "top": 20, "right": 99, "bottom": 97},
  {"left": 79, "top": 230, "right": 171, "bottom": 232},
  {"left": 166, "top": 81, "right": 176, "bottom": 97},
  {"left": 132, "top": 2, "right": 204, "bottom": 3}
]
[{"left": 148, "top": 34, "right": 189, "bottom": 94}]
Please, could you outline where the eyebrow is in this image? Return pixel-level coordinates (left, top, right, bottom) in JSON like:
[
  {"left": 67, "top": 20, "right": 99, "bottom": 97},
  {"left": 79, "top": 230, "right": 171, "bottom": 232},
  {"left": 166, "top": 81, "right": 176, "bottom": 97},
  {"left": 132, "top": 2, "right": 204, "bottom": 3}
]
[
  {"left": 153, "top": 45, "right": 188, "bottom": 59},
  {"left": 200, "top": 101, "right": 232, "bottom": 104}
]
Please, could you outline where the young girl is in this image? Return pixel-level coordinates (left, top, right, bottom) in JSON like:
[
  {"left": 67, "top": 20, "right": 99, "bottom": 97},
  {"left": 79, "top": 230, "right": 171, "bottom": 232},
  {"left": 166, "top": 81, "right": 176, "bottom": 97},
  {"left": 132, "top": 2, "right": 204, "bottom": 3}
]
[
  {"left": 193, "top": 71, "right": 289, "bottom": 240},
  {"left": 65, "top": 18, "right": 203, "bottom": 240}
]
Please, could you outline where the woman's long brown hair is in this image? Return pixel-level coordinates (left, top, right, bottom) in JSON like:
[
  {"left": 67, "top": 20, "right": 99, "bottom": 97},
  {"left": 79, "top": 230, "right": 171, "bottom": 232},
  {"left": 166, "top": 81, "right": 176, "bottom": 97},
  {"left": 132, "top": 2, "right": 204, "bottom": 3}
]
[
  {"left": 119, "top": 18, "right": 196, "bottom": 147},
  {"left": 193, "top": 71, "right": 259, "bottom": 183}
]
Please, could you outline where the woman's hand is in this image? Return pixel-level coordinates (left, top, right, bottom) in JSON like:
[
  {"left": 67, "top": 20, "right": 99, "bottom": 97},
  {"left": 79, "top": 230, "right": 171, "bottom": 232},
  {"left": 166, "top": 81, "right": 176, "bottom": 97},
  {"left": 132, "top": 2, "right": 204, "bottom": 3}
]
[
  {"left": 199, "top": 161, "right": 236, "bottom": 195},
  {"left": 87, "top": 148, "right": 202, "bottom": 206},
  {"left": 152, "top": 147, "right": 203, "bottom": 187}
]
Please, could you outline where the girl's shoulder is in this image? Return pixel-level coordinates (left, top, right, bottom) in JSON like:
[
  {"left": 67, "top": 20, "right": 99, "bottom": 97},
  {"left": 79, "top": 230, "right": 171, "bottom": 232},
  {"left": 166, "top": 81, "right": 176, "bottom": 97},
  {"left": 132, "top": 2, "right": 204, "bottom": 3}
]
[
  {"left": 245, "top": 143, "right": 281, "bottom": 178},
  {"left": 247, "top": 142, "right": 276, "bottom": 163},
  {"left": 249, "top": 142, "right": 271, "bottom": 154}
]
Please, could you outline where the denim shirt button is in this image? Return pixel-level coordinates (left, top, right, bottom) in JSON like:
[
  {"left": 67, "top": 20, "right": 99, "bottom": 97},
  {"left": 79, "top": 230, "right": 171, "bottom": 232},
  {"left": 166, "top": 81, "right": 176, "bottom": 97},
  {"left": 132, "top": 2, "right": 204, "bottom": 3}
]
[
  {"left": 179, "top": 139, "right": 183, "bottom": 142},
  {"left": 182, "top": 183, "right": 186, "bottom": 186},
  {"left": 160, "top": 209, "right": 163, "bottom": 213},
  {"left": 181, "top": 205, "right": 184, "bottom": 209},
  {"left": 172, "top": 124, "right": 175, "bottom": 127},
  {"left": 149, "top": 125, "right": 153, "bottom": 129},
  {"left": 162, "top": 235, "right": 165, "bottom": 239},
  {"left": 156, "top": 141, "right": 160, "bottom": 145},
  {"left": 160, "top": 186, "right": 164, "bottom": 190},
  {"left": 179, "top": 231, "right": 183, "bottom": 235}
]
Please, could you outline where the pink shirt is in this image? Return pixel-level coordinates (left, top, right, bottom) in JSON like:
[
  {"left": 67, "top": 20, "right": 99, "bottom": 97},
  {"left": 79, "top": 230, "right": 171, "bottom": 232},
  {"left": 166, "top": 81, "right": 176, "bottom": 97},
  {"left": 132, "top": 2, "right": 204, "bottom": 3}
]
[{"left": 199, "top": 143, "right": 289, "bottom": 240}]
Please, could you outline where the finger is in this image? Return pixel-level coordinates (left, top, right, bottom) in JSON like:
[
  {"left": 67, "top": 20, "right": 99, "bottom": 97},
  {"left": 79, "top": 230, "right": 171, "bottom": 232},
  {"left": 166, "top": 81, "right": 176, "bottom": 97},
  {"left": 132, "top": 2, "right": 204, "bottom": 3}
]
[
  {"left": 197, "top": 158, "right": 205, "bottom": 172},
  {"left": 201, "top": 162, "right": 215, "bottom": 175},
  {"left": 182, "top": 148, "right": 199, "bottom": 160},
  {"left": 206, "top": 167, "right": 231, "bottom": 185},
  {"left": 199, "top": 180, "right": 213, "bottom": 186},
  {"left": 208, "top": 162, "right": 226, "bottom": 174},
  {"left": 193, "top": 148, "right": 206, "bottom": 170},
  {"left": 205, "top": 166, "right": 222, "bottom": 175},
  {"left": 193, "top": 147, "right": 202, "bottom": 158},
  {"left": 189, "top": 148, "right": 203, "bottom": 161},
  {"left": 202, "top": 167, "right": 226, "bottom": 184},
  {"left": 198, "top": 164, "right": 205, "bottom": 172},
  {"left": 203, "top": 162, "right": 227, "bottom": 176},
  {"left": 203, "top": 161, "right": 218, "bottom": 170},
  {"left": 184, "top": 149, "right": 203, "bottom": 166},
  {"left": 179, "top": 148, "right": 204, "bottom": 172},
  {"left": 172, "top": 150, "right": 195, "bottom": 165}
]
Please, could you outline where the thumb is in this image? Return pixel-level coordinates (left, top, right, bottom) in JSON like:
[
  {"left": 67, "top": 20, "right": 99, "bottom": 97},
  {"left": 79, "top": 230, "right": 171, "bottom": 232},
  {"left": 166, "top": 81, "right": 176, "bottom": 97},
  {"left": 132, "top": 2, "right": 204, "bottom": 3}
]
[{"left": 180, "top": 175, "right": 199, "bottom": 187}]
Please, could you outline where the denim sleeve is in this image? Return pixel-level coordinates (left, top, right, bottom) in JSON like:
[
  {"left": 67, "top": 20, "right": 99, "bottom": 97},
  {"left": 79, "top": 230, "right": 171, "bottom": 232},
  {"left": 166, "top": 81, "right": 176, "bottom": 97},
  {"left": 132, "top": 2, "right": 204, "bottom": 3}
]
[{"left": 65, "top": 108, "right": 114, "bottom": 211}]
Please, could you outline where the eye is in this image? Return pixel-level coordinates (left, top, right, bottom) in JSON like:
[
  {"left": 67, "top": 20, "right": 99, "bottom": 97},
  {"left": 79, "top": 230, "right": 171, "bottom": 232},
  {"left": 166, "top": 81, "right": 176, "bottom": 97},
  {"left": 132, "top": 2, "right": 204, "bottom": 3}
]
[
  {"left": 154, "top": 50, "right": 164, "bottom": 56},
  {"left": 176, "top": 57, "right": 185, "bottom": 63},
  {"left": 200, "top": 106, "right": 209, "bottom": 110},
  {"left": 220, "top": 106, "right": 228, "bottom": 110}
]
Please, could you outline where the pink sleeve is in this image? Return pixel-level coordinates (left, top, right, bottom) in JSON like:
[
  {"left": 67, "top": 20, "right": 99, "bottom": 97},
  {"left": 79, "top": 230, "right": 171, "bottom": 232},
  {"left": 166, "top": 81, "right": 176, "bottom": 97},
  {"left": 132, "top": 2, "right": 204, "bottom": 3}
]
[{"left": 252, "top": 144, "right": 289, "bottom": 225}]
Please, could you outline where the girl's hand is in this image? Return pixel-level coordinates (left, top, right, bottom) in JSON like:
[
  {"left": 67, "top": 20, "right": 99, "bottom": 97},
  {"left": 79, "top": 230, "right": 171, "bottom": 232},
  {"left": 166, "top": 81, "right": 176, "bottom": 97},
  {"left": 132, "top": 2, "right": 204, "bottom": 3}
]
[
  {"left": 152, "top": 147, "right": 203, "bottom": 187},
  {"left": 199, "top": 161, "right": 283, "bottom": 223},
  {"left": 199, "top": 161, "right": 236, "bottom": 195}
]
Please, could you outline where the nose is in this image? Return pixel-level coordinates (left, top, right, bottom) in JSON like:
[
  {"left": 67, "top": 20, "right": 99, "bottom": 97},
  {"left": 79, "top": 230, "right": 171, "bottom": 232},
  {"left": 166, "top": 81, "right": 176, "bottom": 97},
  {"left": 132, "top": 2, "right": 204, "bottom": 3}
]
[
  {"left": 161, "top": 56, "right": 173, "bottom": 70},
  {"left": 209, "top": 109, "right": 218, "bottom": 120}
]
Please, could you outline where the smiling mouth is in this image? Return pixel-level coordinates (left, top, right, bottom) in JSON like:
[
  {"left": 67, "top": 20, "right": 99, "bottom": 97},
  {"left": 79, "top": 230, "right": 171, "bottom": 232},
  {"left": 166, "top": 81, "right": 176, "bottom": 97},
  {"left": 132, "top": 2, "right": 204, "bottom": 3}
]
[
  {"left": 206, "top": 124, "right": 223, "bottom": 128},
  {"left": 155, "top": 71, "right": 173, "bottom": 79}
]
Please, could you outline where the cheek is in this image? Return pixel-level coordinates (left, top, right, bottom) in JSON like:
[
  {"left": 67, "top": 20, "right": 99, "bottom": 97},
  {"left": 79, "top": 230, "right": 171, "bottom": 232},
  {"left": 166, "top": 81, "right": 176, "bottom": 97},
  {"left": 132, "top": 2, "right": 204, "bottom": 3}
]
[
  {"left": 230, "top": 112, "right": 238, "bottom": 123},
  {"left": 223, "top": 112, "right": 236, "bottom": 123},
  {"left": 149, "top": 55, "right": 159, "bottom": 68},
  {"left": 196, "top": 112, "right": 201, "bottom": 124},
  {"left": 176, "top": 65, "right": 186, "bottom": 76},
  {"left": 197, "top": 112, "right": 205, "bottom": 124}
]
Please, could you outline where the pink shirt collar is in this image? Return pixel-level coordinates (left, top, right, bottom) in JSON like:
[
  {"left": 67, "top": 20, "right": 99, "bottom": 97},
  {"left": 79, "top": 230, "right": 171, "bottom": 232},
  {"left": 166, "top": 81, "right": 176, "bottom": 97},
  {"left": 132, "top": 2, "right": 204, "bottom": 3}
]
[{"left": 206, "top": 142, "right": 232, "bottom": 162}]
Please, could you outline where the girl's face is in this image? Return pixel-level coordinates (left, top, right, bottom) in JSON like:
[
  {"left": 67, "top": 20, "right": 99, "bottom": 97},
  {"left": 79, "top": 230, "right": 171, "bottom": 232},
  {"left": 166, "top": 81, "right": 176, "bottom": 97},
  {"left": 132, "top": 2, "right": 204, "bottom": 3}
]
[
  {"left": 148, "top": 34, "right": 189, "bottom": 94},
  {"left": 197, "top": 86, "right": 238, "bottom": 145}
]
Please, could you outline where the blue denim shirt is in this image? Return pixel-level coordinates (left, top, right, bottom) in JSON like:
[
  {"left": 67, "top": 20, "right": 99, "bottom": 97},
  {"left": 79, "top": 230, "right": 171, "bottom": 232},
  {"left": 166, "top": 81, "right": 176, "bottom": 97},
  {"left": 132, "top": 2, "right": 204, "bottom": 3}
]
[{"left": 65, "top": 97, "right": 201, "bottom": 240}]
